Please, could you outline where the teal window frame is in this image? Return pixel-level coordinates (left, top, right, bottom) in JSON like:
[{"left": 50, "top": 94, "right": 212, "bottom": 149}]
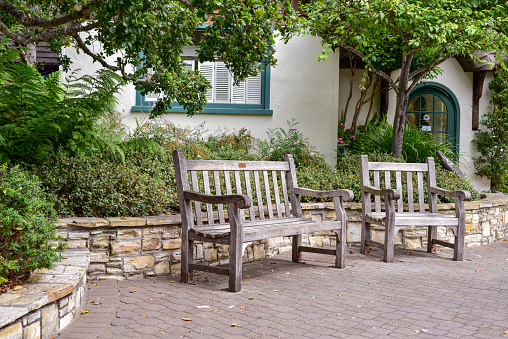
[{"left": 132, "top": 61, "right": 272, "bottom": 116}]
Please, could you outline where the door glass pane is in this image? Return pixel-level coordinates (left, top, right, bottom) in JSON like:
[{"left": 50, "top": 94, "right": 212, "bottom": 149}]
[
  {"left": 420, "top": 113, "right": 433, "bottom": 132},
  {"left": 407, "top": 97, "right": 419, "bottom": 111},
  {"left": 420, "top": 94, "right": 433, "bottom": 111},
  {"left": 435, "top": 97, "right": 447, "bottom": 112},
  {"left": 434, "top": 133, "right": 448, "bottom": 144},
  {"left": 434, "top": 113, "right": 447, "bottom": 132}
]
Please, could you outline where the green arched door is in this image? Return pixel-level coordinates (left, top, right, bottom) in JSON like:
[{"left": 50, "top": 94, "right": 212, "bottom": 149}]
[{"left": 406, "top": 83, "right": 460, "bottom": 151}]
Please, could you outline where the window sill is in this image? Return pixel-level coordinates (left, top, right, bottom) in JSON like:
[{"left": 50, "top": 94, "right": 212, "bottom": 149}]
[{"left": 131, "top": 106, "right": 273, "bottom": 115}]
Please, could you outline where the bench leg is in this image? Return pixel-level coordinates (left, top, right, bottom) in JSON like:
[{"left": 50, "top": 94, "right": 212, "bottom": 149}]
[
  {"left": 383, "top": 226, "right": 395, "bottom": 263},
  {"left": 427, "top": 226, "right": 437, "bottom": 254},
  {"left": 292, "top": 234, "right": 302, "bottom": 263},
  {"left": 228, "top": 239, "right": 243, "bottom": 292},
  {"left": 334, "top": 227, "right": 346, "bottom": 269},
  {"left": 453, "top": 225, "right": 465, "bottom": 261},
  {"left": 181, "top": 239, "right": 194, "bottom": 284},
  {"left": 361, "top": 221, "right": 371, "bottom": 255}
]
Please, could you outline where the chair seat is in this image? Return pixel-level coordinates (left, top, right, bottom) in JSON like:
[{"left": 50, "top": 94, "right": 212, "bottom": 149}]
[{"left": 366, "top": 212, "right": 459, "bottom": 227}]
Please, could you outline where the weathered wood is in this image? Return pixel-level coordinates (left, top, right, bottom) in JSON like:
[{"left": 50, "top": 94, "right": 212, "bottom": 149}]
[
  {"left": 173, "top": 150, "right": 353, "bottom": 292},
  {"left": 299, "top": 246, "right": 337, "bottom": 255},
  {"left": 359, "top": 154, "right": 470, "bottom": 264},
  {"left": 373, "top": 170, "right": 381, "bottom": 212}
]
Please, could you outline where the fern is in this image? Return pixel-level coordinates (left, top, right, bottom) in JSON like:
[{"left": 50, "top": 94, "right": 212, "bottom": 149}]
[{"left": 0, "top": 38, "right": 126, "bottom": 164}]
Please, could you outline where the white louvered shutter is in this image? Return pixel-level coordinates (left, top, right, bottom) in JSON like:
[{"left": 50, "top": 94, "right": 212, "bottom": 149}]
[
  {"left": 232, "top": 80, "right": 245, "bottom": 103},
  {"left": 214, "top": 62, "right": 230, "bottom": 103},
  {"left": 198, "top": 62, "right": 214, "bottom": 102},
  {"left": 246, "top": 72, "right": 261, "bottom": 104}
]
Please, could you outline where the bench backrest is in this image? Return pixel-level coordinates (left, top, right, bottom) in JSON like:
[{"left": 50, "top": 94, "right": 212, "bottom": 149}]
[
  {"left": 173, "top": 150, "right": 302, "bottom": 227},
  {"left": 359, "top": 155, "right": 438, "bottom": 213}
]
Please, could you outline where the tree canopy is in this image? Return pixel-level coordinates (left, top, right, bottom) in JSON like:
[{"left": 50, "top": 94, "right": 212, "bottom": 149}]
[
  {"left": 0, "top": 0, "right": 295, "bottom": 117},
  {"left": 302, "top": 0, "right": 508, "bottom": 157}
]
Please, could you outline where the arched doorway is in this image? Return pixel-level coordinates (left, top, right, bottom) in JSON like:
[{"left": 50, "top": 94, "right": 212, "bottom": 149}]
[{"left": 406, "top": 83, "right": 460, "bottom": 151}]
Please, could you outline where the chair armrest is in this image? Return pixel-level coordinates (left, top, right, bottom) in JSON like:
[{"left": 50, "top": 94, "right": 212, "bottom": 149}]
[
  {"left": 294, "top": 187, "right": 354, "bottom": 201},
  {"left": 429, "top": 187, "right": 471, "bottom": 200},
  {"left": 362, "top": 185, "right": 401, "bottom": 200},
  {"left": 183, "top": 191, "right": 252, "bottom": 209}
]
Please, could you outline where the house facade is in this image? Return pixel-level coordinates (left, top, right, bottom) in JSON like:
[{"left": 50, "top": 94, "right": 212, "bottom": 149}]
[{"left": 64, "top": 35, "right": 497, "bottom": 192}]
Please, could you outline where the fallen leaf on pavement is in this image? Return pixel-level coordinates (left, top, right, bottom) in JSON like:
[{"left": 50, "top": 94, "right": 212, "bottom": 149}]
[
  {"left": 181, "top": 318, "right": 192, "bottom": 321},
  {"left": 12, "top": 285, "right": 22, "bottom": 291},
  {"left": 239, "top": 306, "right": 245, "bottom": 309},
  {"left": 228, "top": 305, "right": 235, "bottom": 308},
  {"left": 196, "top": 305, "right": 211, "bottom": 309},
  {"left": 231, "top": 323, "right": 237, "bottom": 327},
  {"left": 129, "top": 290, "right": 137, "bottom": 293},
  {"left": 80, "top": 309, "right": 90, "bottom": 314},
  {"left": 272, "top": 290, "right": 279, "bottom": 292}
]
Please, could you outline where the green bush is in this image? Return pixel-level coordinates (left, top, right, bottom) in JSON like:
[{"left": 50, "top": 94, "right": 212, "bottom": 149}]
[
  {"left": 0, "top": 165, "right": 65, "bottom": 285},
  {"left": 30, "top": 149, "right": 178, "bottom": 217},
  {"left": 348, "top": 119, "right": 457, "bottom": 164},
  {"left": 473, "top": 62, "right": 508, "bottom": 192}
]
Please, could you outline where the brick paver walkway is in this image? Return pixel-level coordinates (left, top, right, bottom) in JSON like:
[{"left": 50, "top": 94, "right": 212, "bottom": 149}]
[{"left": 58, "top": 241, "right": 508, "bottom": 338}]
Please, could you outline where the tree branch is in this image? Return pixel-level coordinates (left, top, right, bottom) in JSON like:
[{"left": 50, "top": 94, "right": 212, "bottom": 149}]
[
  {"left": 0, "top": 19, "right": 28, "bottom": 45},
  {"left": 25, "top": 22, "right": 101, "bottom": 45},
  {"left": 0, "top": 0, "right": 97, "bottom": 29},
  {"left": 340, "top": 44, "right": 399, "bottom": 94},
  {"left": 407, "top": 49, "right": 456, "bottom": 93}
]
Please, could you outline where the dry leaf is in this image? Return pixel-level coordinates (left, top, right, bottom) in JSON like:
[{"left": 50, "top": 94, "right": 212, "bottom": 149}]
[
  {"left": 475, "top": 270, "right": 482, "bottom": 272},
  {"left": 228, "top": 305, "right": 235, "bottom": 309},
  {"left": 129, "top": 290, "right": 137, "bottom": 293},
  {"left": 231, "top": 323, "right": 237, "bottom": 327},
  {"left": 504, "top": 330, "right": 508, "bottom": 334},
  {"left": 239, "top": 306, "right": 245, "bottom": 309},
  {"left": 12, "top": 285, "right": 23, "bottom": 291},
  {"left": 196, "top": 305, "right": 211, "bottom": 309},
  {"left": 181, "top": 318, "right": 192, "bottom": 321},
  {"left": 80, "top": 309, "right": 90, "bottom": 314},
  {"left": 272, "top": 290, "right": 279, "bottom": 292}
]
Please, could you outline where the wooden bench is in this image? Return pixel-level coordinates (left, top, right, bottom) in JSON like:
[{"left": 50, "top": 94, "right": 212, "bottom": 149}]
[
  {"left": 173, "top": 150, "right": 354, "bottom": 292},
  {"left": 359, "top": 155, "right": 471, "bottom": 263}
]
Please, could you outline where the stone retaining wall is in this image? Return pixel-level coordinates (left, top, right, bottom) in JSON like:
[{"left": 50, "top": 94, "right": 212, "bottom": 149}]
[
  {"left": 54, "top": 194, "right": 508, "bottom": 281},
  {"left": 0, "top": 249, "right": 89, "bottom": 339}
]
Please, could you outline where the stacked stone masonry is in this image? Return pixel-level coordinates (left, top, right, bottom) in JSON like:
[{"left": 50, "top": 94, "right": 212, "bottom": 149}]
[
  {"left": 0, "top": 249, "right": 88, "bottom": 339},
  {"left": 53, "top": 194, "right": 508, "bottom": 281}
]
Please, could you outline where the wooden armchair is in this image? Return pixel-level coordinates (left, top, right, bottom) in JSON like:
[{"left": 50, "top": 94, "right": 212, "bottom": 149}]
[{"left": 359, "top": 155, "right": 471, "bottom": 263}]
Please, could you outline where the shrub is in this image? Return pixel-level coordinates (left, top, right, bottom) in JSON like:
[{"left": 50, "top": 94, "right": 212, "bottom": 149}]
[
  {"left": 30, "top": 149, "right": 178, "bottom": 217},
  {"left": 348, "top": 119, "right": 457, "bottom": 164},
  {"left": 473, "top": 62, "right": 508, "bottom": 192},
  {"left": 0, "top": 165, "right": 65, "bottom": 285},
  {"left": 259, "top": 119, "right": 328, "bottom": 168}
]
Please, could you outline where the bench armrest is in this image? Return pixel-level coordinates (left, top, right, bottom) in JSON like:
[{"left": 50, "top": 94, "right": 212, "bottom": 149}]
[
  {"left": 429, "top": 186, "right": 471, "bottom": 200},
  {"left": 183, "top": 191, "right": 252, "bottom": 209},
  {"left": 294, "top": 187, "right": 354, "bottom": 201},
  {"left": 362, "top": 185, "right": 401, "bottom": 200}
]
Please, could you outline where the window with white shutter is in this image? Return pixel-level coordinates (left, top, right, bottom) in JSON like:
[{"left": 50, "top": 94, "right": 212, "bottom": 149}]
[{"left": 134, "top": 59, "right": 271, "bottom": 115}]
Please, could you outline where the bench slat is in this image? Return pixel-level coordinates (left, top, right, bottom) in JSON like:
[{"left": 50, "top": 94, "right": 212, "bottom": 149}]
[
  {"left": 203, "top": 171, "right": 214, "bottom": 225},
  {"left": 191, "top": 171, "right": 203, "bottom": 225},
  {"left": 374, "top": 170, "right": 381, "bottom": 212},
  {"left": 281, "top": 171, "right": 291, "bottom": 217},
  {"left": 254, "top": 171, "right": 264, "bottom": 220},
  {"left": 417, "top": 171, "right": 425, "bottom": 212},
  {"left": 407, "top": 171, "right": 414, "bottom": 213},
  {"left": 234, "top": 170, "right": 245, "bottom": 220},
  {"left": 244, "top": 171, "right": 255, "bottom": 221},
  {"left": 214, "top": 171, "right": 225, "bottom": 224},
  {"left": 272, "top": 171, "right": 282, "bottom": 218},
  {"left": 368, "top": 162, "right": 428, "bottom": 172},
  {"left": 263, "top": 171, "right": 274, "bottom": 219},
  {"left": 395, "top": 171, "right": 403, "bottom": 212}
]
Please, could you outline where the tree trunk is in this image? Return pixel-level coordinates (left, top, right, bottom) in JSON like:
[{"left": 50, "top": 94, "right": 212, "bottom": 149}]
[{"left": 391, "top": 53, "right": 414, "bottom": 157}]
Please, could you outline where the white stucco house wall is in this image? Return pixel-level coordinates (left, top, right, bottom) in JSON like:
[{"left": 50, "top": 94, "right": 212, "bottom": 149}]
[{"left": 63, "top": 34, "right": 498, "bottom": 193}]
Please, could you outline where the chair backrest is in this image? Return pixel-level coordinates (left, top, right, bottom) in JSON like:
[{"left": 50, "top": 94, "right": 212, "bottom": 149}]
[
  {"left": 359, "top": 155, "right": 437, "bottom": 213},
  {"left": 173, "top": 150, "right": 301, "bottom": 227}
]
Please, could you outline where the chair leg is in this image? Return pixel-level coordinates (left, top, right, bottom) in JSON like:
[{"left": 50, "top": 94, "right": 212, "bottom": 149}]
[
  {"left": 228, "top": 239, "right": 243, "bottom": 292},
  {"left": 427, "top": 226, "right": 437, "bottom": 253},
  {"left": 361, "top": 221, "right": 371, "bottom": 255},
  {"left": 292, "top": 234, "right": 302, "bottom": 263},
  {"left": 453, "top": 225, "right": 465, "bottom": 261},
  {"left": 181, "top": 239, "right": 194, "bottom": 283},
  {"left": 334, "top": 227, "right": 346, "bottom": 268},
  {"left": 383, "top": 226, "right": 395, "bottom": 263}
]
